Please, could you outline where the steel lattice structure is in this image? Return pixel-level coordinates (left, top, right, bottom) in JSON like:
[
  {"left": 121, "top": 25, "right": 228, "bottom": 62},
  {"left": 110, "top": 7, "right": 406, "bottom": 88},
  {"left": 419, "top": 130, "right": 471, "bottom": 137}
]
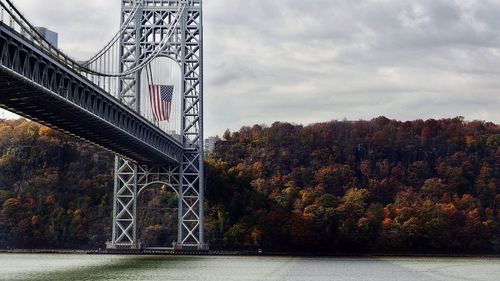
[
  {"left": 110, "top": 0, "right": 206, "bottom": 250},
  {"left": 0, "top": 0, "right": 206, "bottom": 250},
  {"left": 0, "top": 21, "right": 183, "bottom": 164}
]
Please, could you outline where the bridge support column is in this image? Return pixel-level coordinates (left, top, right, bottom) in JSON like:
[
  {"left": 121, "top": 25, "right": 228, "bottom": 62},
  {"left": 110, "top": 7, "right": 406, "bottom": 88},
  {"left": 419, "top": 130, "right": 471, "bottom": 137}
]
[
  {"left": 107, "top": 157, "right": 141, "bottom": 250},
  {"left": 173, "top": 151, "right": 208, "bottom": 251},
  {"left": 107, "top": 161, "right": 207, "bottom": 251},
  {"left": 106, "top": 0, "right": 206, "bottom": 252}
]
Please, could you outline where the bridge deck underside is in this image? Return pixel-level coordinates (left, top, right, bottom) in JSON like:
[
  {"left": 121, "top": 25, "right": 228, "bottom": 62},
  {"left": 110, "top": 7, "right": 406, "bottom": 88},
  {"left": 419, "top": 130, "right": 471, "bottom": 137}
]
[
  {"left": 0, "top": 23, "right": 182, "bottom": 164},
  {"left": 0, "top": 72, "right": 162, "bottom": 163}
]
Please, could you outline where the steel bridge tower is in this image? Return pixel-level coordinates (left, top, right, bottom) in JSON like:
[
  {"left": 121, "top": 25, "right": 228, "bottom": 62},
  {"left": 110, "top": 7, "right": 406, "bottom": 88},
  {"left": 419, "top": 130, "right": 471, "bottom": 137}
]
[{"left": 107, "top": 0, "right": 206, "bottom": 250}]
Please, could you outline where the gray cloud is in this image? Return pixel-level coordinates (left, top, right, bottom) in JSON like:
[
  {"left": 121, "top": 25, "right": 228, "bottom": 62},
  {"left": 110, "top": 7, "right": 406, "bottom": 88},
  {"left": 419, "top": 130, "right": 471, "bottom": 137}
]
[{"left": 7, "top": 0, "right": 500, "bottom": 136}]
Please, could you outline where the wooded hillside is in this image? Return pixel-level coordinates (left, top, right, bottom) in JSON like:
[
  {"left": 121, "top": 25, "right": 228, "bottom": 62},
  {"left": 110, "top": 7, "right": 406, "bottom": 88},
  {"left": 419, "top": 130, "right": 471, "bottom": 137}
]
[
  {"left": 0, "top": 117, "right": 499, "bottom": 253},
  {"left": 206, "top": 117, "right": 500, "bottom": 253}
]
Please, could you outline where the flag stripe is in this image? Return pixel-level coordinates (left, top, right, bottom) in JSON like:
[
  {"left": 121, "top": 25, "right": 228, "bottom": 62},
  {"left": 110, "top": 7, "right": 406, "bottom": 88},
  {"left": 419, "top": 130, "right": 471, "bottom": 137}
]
[{"left": 149, "top": 84, "right": 174, "bottom": 122}]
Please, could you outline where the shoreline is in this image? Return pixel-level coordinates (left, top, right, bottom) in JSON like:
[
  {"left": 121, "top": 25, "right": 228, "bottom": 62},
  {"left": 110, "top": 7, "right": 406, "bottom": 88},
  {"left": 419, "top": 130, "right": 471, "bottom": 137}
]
[{"left": 1, "top": 248, "right": 500, "bottom": 258}]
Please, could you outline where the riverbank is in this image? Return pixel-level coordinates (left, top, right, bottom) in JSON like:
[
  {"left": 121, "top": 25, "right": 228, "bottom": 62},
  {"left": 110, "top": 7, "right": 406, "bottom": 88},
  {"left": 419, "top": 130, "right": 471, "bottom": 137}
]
[
  {"left": 2, "top": 248, "right": 500, "bottom": 258},
  {"left": 0, "top": 249, "right": 88, "bottom": 254}
]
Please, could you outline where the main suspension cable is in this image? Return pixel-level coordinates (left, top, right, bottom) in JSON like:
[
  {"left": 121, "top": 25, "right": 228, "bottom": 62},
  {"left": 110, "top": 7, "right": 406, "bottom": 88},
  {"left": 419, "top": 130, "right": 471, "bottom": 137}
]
[
  {"left": 81, "top": 2, "right": 142, "bottom": 67},
  {"left": 0, "top": 0, "right": 185, "bottom": 78}
]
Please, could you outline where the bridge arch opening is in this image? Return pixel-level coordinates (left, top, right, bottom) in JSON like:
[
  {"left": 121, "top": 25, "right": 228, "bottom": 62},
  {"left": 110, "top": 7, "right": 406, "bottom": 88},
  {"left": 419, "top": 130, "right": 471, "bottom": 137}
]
[
  {"left": 137, "top": 181, "right": 179, "bottom": 248},
  {"left": 140, "top": 56, "right": 182, "bottom": 142}
]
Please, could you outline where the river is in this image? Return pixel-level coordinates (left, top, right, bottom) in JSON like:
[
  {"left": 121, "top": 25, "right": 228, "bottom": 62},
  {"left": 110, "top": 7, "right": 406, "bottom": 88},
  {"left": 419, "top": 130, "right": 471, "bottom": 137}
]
[{"left": 0, "top": 254, "right": 499, "bottom": 281}]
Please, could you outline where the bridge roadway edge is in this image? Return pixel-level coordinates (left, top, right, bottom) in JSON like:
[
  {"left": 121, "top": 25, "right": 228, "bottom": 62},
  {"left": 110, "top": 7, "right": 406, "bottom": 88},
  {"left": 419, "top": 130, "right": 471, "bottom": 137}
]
[{"left": 0, "top": 22, "right": 183, "bottom": 165}]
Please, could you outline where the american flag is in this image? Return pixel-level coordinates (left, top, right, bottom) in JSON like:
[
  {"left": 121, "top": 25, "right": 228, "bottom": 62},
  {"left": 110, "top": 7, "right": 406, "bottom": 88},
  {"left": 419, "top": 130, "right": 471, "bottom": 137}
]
[{"left": 148, "top": 84, "right": 174, "bottom": 122}]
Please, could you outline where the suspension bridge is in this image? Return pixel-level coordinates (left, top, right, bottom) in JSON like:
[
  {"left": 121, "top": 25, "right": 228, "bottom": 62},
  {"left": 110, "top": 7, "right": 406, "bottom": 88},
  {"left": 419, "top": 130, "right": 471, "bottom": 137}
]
[{"left": 0, "top": 0, "right": 206, "bottom": 250}]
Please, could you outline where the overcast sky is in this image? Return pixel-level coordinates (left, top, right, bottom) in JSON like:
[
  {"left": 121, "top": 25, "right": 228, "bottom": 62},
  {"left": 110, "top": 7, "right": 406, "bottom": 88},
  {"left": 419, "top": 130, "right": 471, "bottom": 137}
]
[{"left": 6, "top": 0, "right": 500, "bottom": 136}]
